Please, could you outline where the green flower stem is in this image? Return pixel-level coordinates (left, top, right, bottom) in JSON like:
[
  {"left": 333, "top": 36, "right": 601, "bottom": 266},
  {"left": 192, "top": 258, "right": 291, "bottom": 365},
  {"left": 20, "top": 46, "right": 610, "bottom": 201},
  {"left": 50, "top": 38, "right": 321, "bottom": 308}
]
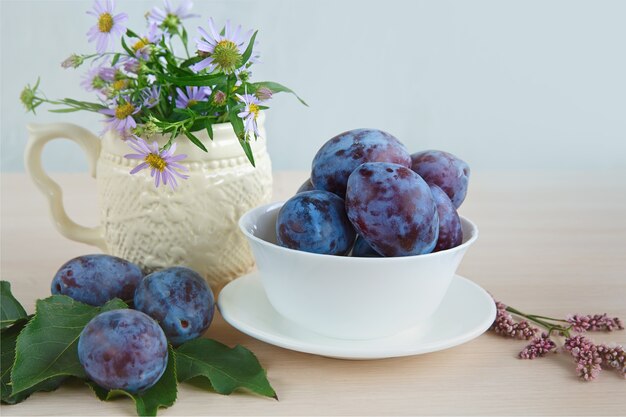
[
  {"left": 505, "top": 306, "right": 572, "bottom": 337},
  {"left": 526, "top": 314, "right": 570, "bottom": 323},
  {"left": 174, "top": 28, "right": 190, "bottom": 59},
  {"left": 23, "top": 93, "right": 104, "bottom": 114}
]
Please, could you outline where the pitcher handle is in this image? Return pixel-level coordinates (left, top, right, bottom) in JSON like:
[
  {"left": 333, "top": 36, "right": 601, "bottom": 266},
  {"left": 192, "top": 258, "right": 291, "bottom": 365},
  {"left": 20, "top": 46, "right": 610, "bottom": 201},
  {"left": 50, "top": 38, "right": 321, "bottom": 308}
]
[{"left": 25, "top": 123, "right": 107, "bottom": 251}]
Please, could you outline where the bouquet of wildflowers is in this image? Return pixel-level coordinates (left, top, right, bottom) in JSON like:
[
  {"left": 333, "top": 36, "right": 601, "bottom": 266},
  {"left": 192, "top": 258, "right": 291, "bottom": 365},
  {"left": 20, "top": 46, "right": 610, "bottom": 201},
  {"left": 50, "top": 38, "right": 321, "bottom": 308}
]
[{"left": 21, "top": 0, "right": 305, "bottom": 189}]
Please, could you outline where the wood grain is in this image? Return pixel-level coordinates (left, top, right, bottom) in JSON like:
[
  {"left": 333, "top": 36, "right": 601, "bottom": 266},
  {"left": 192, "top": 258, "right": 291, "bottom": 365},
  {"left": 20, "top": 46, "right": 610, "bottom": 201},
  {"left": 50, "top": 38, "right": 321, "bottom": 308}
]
[{"left": 1, "top": 171, "right": 625, "bottom": 416}]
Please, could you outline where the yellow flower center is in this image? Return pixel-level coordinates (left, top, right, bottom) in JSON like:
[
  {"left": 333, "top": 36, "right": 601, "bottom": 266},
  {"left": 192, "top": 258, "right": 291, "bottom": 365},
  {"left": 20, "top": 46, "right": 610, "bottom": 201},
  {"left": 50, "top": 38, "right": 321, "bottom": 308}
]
[
  {"left": 217, "top": 39, "right": 236, "bottom": 49},
  {"left": 112, "top": 79, "right": 128, "bottom": 91},
  {"left": 249, "top": 103, "right": 260, "bottom": 119},
  {"left": 115, "top": 102, "right": 135, "bottom": 119},
  {"left": 145, "top": 153, "right": 167, "bottom": 172},
  {"left": 133, "top": 38, "right": 149, "bottom": 52},
  {"left": 187, "top": 99, "right": 198, "bottom": 108},
  {"left": 98, "top": 13, "right": 114, "bottom": 33}
]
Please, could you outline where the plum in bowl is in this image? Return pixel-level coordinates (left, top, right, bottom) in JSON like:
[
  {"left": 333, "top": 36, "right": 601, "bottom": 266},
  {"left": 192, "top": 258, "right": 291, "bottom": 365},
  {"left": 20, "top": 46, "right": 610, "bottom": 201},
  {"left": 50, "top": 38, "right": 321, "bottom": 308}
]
[{"left": 238, "top": 201, "right": 478, "bottom": 340}]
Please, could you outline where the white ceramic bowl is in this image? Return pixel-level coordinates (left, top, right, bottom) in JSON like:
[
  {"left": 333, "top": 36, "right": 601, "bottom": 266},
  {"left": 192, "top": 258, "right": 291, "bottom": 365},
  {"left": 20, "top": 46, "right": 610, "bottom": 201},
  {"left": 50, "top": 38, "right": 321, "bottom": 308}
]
[{"left": 239, "top": 201, "right": 478, "bottom": 340}]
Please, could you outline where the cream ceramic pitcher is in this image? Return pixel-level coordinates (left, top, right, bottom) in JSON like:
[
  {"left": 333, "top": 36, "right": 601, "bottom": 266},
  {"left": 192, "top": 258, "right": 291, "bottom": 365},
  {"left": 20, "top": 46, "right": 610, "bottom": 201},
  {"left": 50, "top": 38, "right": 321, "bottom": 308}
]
[{"left": 25, "top": 115, "right": 273, "bottom": 289}]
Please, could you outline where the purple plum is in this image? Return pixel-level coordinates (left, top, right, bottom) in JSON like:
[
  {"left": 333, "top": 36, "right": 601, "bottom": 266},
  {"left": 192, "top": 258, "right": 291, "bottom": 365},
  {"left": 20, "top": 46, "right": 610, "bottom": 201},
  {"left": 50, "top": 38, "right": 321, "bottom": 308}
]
[
  {"left": 429, "top": 185, "right": 463, "bottom": 251},
  {"left": 346, "top": 162, "right": 439, "bottom": 257},
  {"left": 352, "top": 235, "right": 382, "bottom": 257},
  {"left": 51, "top": 254, "right": 143, "bottom": 306},
  {"left": 78, "top": 309, "right": 168, "bottom": 393},
  {"left": 276, "top": 190, "right": 356, "bottom": 255},
  {"left": 311, "top": 129, "right": 411, "bottom": 198},
  {"left": 134, "top": 267, "right": 215, "bottom": 346},
  {"left": 410, "top": 150, "right": 470, "bottom": 209}
]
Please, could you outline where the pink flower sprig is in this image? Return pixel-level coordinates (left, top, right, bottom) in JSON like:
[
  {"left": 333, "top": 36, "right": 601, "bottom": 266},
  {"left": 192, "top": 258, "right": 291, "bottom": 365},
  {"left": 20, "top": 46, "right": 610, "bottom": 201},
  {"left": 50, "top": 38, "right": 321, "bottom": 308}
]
[
  {"left": 596, "top": 345, "right": 626, "bottom": 378},
  {"left": 490, "top": 298, "right": 624, "bottom": 381},
  {"left": 567, "top": 314, "right": 624, "bottom": 333},
  {"left": 490, "top": 301, "right": 538, "bottom": 340},
  {"left": 519, "top": 333, "right": 557, "bottom": 359},
  {"left": 563, "top": 335, "right": 603, "bottom": 381}
]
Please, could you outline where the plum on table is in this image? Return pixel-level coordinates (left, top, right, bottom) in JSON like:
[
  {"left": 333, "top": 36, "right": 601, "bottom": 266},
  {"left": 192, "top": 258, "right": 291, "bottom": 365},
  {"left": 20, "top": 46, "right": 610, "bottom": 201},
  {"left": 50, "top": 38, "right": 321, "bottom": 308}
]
[
  {"left": 134, "top": 266, "right": 214, "bottom": 346},
  {"left": 51, "top": 254, "right": 143, "bottom": 306},
  {"left": 78, "top": 309, "right": 168, "bottom": 393}
]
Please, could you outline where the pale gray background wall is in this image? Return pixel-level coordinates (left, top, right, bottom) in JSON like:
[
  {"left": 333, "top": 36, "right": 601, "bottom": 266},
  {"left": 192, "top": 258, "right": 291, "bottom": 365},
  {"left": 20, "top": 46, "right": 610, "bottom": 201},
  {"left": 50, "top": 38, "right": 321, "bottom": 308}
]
[{"left": 2, "top": 0, "right": 625, "bottom": 173}]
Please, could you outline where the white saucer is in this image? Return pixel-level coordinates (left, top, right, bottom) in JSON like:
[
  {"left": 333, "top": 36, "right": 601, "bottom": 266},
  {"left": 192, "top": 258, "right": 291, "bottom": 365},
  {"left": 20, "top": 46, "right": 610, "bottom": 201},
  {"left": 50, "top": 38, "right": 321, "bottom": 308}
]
[{"left": 218, "top": 273, "right": 496, "bottom": 360}]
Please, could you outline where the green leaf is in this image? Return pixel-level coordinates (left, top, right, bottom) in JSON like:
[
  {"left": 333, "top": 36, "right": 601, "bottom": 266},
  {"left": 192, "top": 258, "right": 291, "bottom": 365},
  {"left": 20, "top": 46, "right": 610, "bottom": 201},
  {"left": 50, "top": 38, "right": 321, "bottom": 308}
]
[
  {"left": 0, "top": 281, "right": 27, "bottom": 330},
  {"left": 181, "top": 27, "right": 188, "bottom": 49},
  {"left": 187, "top": 118, "right": 208, "bottom": 132},
  {"left": 162, "top": 73, "right": 227, "bottom": 87},
  {"left": 120, "top": 36, "right": 135, "bottom": 56},
  {"left": 239, "top": 139, "right": 256, "bottom": 167},
  {"left": 48, "top": 108, "right": 83, "bottom": 113},
  {"left": 251, "top": 81, "right": 308, "bottom": 106},
  {"left": 176, "top": 339, "right": 276, "bottom": 399},
  {"left": 48, "top": 98, "right": 106, "bottom": 113},
  {"left": 126, "top": 28, "right": 139, "bottom": 39},
  {"left": 227, "top": 108, "right": 255, "bottom": 166},
  {"left": 88, "top": 346, "right": 177, "bottom": 417},
  {"left": 180, "top": 55, "right": 204, "bottom": 68},
  {"left": 184, "top": 130, "right": 208, "bottom": 152},
  {"left": 205, "top": 118, "right": 214, "bottom": 140},
  {"left": 10, "top": 296, "right": 127, "bottom": 397},
  {"left": 111, "top": 53, "right": 121, "bottom": 66},
  {"left": 1, "top": 319, "right": 64, "bottom": 404},
  {"left": 228, "top": 107, "right": 245, "bottom": 139},
  {"left": 240, "top": 31, "right": 258, "bottom": 67}
]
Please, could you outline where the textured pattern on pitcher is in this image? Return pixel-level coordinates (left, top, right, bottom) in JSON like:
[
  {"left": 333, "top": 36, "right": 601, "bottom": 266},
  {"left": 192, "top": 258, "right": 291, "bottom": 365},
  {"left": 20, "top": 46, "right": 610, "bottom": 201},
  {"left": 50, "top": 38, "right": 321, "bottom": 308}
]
[{"left": 97, "top": 152, "right": 272, "bottom": 287}]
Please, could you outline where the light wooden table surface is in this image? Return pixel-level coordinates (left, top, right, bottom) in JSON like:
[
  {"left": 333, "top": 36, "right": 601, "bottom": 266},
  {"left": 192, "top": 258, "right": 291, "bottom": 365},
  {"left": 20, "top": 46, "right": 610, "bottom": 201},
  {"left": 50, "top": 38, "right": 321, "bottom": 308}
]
[{"left": 1, "top": 171, "right": 625, "bottom": 416}]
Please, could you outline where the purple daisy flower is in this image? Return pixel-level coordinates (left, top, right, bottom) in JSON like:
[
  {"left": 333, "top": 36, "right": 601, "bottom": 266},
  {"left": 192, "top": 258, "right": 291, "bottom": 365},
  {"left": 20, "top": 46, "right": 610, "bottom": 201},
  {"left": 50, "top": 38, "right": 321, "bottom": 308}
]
[
  {"left": 86, "top": 0, "right": 128, "bottom": 54},
  {"left": 148, "top": 0, "right": 198, "bottom": 33},
  {"left": 81, "top": 65, "right": 115, "bottom": 93},
  {"left": 191, "top": 18, "right": 253, "bottom": 73},
  {"left": 236, "top": 93, "right": 263, "bottom": 138},
  {"left": 234, "top": 67, "right": 251, "bottom": 87},
  {"left": 125, "top": 137, "right": 189, "bottom": 189},
  {"left": 142, "top": 86, "right": 161, "bottom": 109},
  {"left": 100, "top": 96, "right": 140, "bottom": 135},
  {"left": 119, "top": 56, "right": 141, "bottom": 74},
  {"left": 132, "top": 23, "right": 162, "bottom": 60},
  {"left": 175, "top": 86, "right": 211, "bottom": 109}
]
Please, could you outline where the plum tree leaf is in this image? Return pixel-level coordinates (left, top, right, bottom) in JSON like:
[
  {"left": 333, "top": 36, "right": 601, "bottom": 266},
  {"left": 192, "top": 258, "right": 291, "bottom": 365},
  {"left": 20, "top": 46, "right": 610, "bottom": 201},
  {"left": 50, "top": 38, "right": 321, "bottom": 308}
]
[
  {"left": 88, "top": 346, "right": 177, "bottom": 417},
  {"left": 0, "top": 281, "right": 28, "bottom": 330},
  {"left": 176, "top": 339, "right": 277, "bottom": 399},
  {"left": 10, "top": 296, "right": 127, "bottom": 397},
  {"left": 1, "top": 319, "right": 65, "bottom": 404}
]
